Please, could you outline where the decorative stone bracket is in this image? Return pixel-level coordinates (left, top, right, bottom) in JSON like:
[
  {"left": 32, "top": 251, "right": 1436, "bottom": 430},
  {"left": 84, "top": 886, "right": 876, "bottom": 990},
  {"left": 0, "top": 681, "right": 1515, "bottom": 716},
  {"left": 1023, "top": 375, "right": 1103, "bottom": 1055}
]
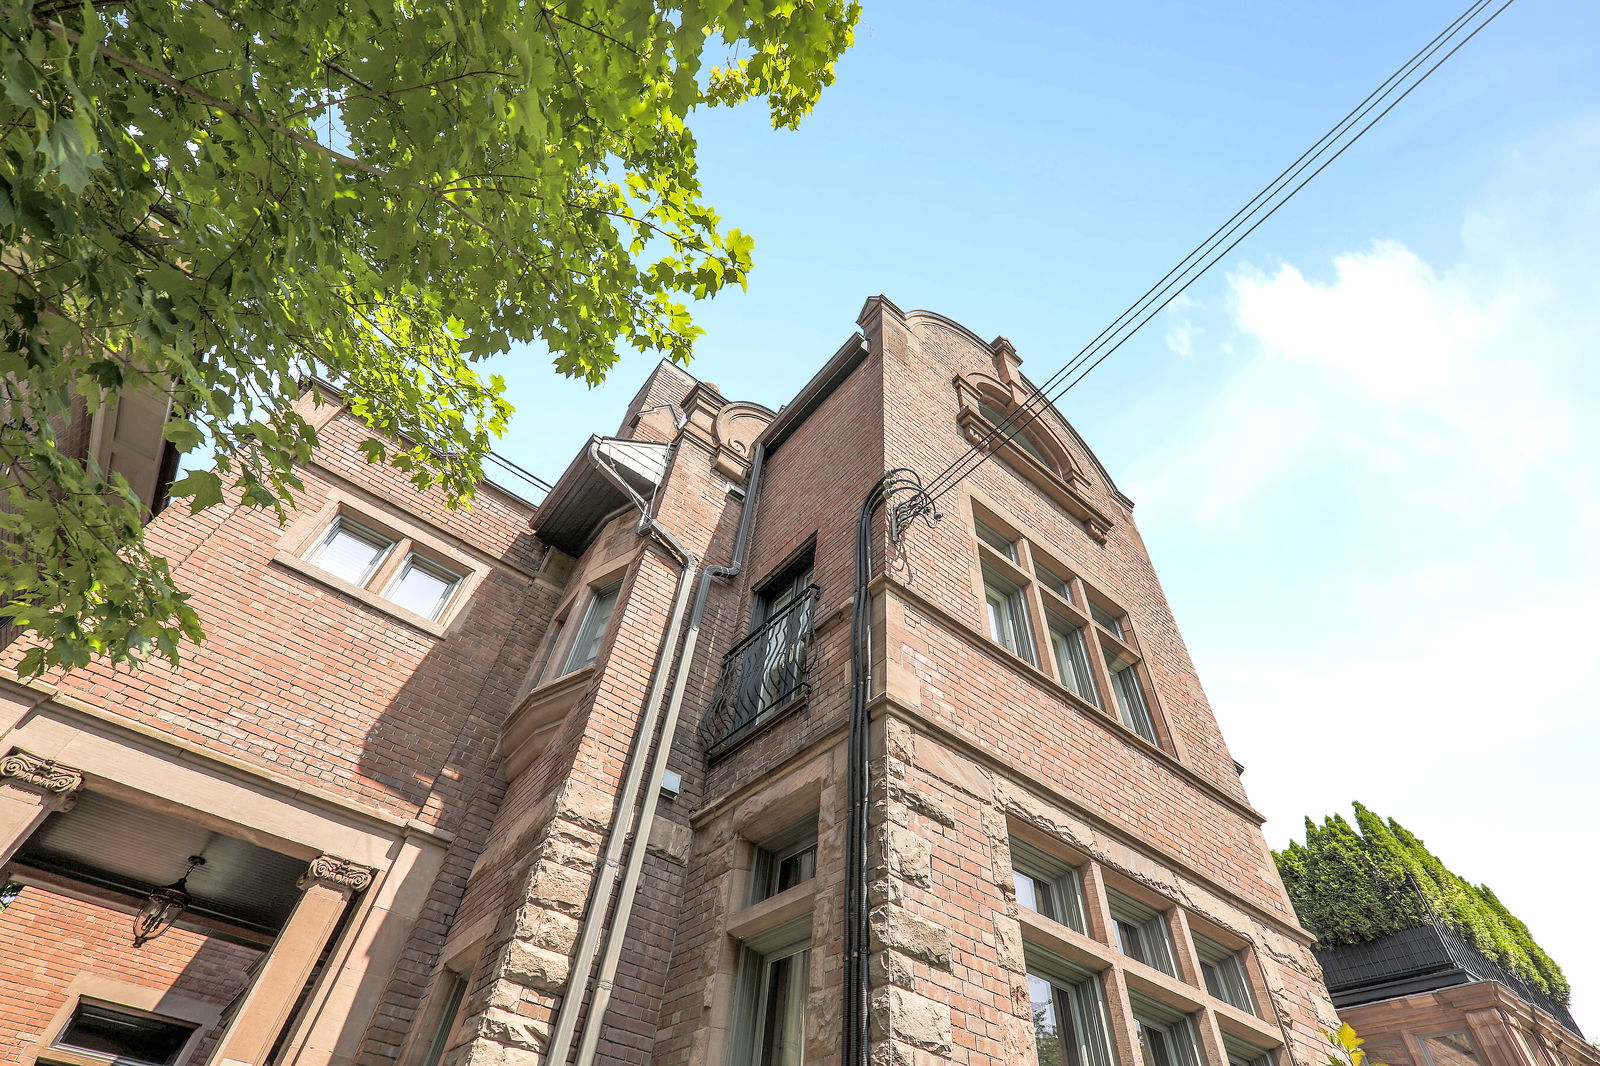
[
  {"left": 0, "top": 748, "right": 85, "bottom": 804},
  {"left": 300, "top": 854, "right": 376, "bottom": 894}
]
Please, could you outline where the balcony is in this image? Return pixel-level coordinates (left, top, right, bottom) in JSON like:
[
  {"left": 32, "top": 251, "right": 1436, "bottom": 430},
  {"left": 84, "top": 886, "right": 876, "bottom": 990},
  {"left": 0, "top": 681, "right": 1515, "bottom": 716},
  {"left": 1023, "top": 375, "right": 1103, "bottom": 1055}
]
[
  {"left": 1317, "top": 923, "right": 1581, "bottom": 1037},
  {"left": 700, "top": 585, "right": 819, "bottom": 759}
]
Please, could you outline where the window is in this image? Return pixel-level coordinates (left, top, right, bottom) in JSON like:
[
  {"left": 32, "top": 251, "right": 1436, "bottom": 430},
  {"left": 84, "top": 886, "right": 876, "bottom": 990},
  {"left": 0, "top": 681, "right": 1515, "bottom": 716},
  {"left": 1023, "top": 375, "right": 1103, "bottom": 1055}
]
[
  {"left": 1418, "top": 1032, "right": 1485, "bottom": 1066},
  {"left": 299, "top": 512, "right": 468, "bottom": 623},
  {"left": 1109, "top": 891, "right": 1175, "bottom": 976},
  {"left": 51, "top": 1002, "right": 197, "bottom": 1066},
  {"left": 1224, "top": 1034, "right": 1276, "bottom": 1066},
  {"left": 1048, "top": 616, "right": 1100, "bottom": 706},
  {"left": 984, "top": 567, "right": 1035, "bottom": 664},
  {"left": 306, "top": 515, "right": 394, "bottom": 585},
  {"left": 1106, "top": 648, "right": 1157, "bottom": 744},
  {"left": 1035, "top": 561, "right": 1074, "bottom": 601},
  {"left": 419, "top": 970, "right": 470, "bottom": 1066},
  {"left": 1194, "top": 934, "right": 1253, "bottom": 1012},
  {"left": 1010, "top": 838, "right": 1086, "bottom": 933},
  {"left": 1132, "top": 1000, "right": 1202, "bottom": 1066},
  {"left": 1026, "top": 952, "right": 1114, "bottom": 1066},
  {"left": 562, "top": 581, "right": 621, "bottom": 673},
  {"left": 975, "top": 518, "right": 1018, "bottom": 562},
  {"left": 1088, "top": 598, "right": 1124, "bottom": 639},
  {"left": 385, "top": 554, "right": 464, "bottom": 621},
  {"left": 751, "top": 822, "right": 819, "bottom": 904},
  {"left": 732, "top": 921, "right": 810, "bottom": 1066}
]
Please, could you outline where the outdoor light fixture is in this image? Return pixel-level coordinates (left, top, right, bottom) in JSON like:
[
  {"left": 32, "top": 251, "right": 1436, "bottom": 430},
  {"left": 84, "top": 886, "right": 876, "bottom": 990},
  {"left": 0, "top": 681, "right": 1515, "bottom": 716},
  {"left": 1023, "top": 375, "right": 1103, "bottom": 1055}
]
[{"left": 132, "top": 855, "right": 205, "bottom": 947}]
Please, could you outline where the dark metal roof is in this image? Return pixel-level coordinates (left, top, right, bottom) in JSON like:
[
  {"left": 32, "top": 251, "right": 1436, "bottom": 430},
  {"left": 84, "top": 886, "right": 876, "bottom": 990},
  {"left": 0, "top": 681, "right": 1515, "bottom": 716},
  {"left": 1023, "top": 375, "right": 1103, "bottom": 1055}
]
[{"left": 533, "top": 436, "right": 671, "bottom": 555}]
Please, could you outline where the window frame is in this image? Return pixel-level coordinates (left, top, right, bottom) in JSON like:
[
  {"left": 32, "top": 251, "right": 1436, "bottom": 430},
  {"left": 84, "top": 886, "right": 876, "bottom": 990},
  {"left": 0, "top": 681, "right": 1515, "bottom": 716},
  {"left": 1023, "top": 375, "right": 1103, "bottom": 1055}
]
[
  {"left": 561, "top": 580, "right": 623, "bottom": 675},
  {"left": 1010, "top": 837, "right": 1088, "bottom": 933},
  {"left": 750, "top": 820, "right": 820, "bottom": 905},
  {"left": 1108, "top": 890, "right": 1177, "bottom": 977},
  {"left": 983, "top": 564, "right": 1037, "bottom": 665},
  {"left": 47, "top": 999, "right": 199, "bottom": 1066},
  {"left": 729, "top": 917, "right": 812, "bottom": 1066},
  {"left": 1194, "top": 933, "right": 1255, "bottom": 1014},
  {"left": 382, "top": 551, "right": 467, "bottom": 622},
  {"left": 1024, "top": 948, "right": 1116, "bottom": 1066},
  {"left": 1131, "top": 996, "right": 1204, "bottom": 1066}
]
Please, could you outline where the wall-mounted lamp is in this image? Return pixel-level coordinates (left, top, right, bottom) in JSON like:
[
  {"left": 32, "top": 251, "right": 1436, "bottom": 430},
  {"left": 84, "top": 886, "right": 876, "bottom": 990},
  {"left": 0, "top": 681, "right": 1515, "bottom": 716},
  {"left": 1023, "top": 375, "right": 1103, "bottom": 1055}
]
[{"left": 132, "top": 855, "right": 205, "bottom": 947}]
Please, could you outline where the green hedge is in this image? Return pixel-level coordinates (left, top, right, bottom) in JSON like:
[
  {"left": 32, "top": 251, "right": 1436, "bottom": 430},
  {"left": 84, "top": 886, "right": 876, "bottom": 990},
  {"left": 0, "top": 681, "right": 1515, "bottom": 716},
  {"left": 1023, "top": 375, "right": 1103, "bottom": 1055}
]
[{"left": 1273, "top": 803, "right": 1569, "bottom": 1005}]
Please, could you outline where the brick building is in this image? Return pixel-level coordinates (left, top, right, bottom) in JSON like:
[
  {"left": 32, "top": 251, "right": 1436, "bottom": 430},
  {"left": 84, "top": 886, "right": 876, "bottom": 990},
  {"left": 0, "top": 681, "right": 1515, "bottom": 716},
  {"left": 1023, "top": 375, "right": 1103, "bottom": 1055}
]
[{"left": 1, "top": 298, "right": 1342, "bottom": 1066}]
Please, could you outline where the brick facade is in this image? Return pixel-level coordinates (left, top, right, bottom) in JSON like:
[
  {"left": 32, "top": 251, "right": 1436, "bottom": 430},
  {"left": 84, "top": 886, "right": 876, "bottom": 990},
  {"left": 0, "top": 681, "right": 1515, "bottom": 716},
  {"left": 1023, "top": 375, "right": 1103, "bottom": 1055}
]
[{"left": 0, "top": 301, "right": 1359, "bottom": 1066}]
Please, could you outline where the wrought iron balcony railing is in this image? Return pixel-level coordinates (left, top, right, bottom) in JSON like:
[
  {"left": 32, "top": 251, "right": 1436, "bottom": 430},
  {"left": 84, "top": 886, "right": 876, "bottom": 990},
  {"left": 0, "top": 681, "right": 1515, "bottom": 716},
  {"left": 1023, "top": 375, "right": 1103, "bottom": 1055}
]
[{"left": 700, "top": 585, "right": 819, "bottom": 759}]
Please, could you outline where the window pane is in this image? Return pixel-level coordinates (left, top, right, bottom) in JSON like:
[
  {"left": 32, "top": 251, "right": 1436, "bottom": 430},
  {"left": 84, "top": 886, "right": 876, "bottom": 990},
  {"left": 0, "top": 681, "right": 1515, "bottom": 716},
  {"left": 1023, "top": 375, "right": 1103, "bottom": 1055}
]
[
  {"left": 984, "top": 571, "right": 1035, "bottom": 664},
  {"left": 308, "top": 517, "right": 393, "bottom": 585},
  {"left": 1036, "top": 563, "right": 1073, "bottom": 600},
  {"left": 1050, "top": 621, "right": 1100, "bottom": 706},
  {"left": 1089, "top": 600, "right": 1124, "bottom": 638},
  {"left": 975, "top": 519, "right": 1017, "bottom": 561},
  {"left": 563, "top": 584, "right": 620, "bottom": 673},
  {"left": 57, "top": 1004, "right": 194, "bottom": 1066},
  {"left": 1029, "top": 974, "right": 1070, "bottom": 1066},
  {"left": 1112, "top": 665, "right": 1157, "bottom": 743},
  {"left": 774, "top": 844, "right": 816, "bottom": 895},
  {"left": 1419, "top": 1032, "right": 1484, "bottom": 1066},
  {"left": 386, "top": 555, "right": 463, "bottom": 620},
  {"left": 757, "top": 949, "right": 809, "bottom": 1066}
]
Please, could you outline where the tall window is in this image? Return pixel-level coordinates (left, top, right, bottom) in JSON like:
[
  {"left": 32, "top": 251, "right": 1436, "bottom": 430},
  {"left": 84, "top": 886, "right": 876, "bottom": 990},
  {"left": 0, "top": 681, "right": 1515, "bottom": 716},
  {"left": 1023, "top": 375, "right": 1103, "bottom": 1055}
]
[
  {"left": 1048, "top": 616, "right": 1100, "bottom": 706},
  {"left": 1026, "top": 952, "right": 1114, "bottom": 1066},
  {"left": 733, "top": 920, "right": 811, "bottom": 1066},
  {"left": 1194, "top": 934, "right": 1253, "bottom": 1013},
  {"left": 1106, "top": 648, "right": 1157, "bottom": 744},
  {"left": 419, "top": 970, "right": 470, "bottom": 1066},
  {"left": 562, "top": 581, "right": 621, "bottom": 673},
  {"left": 1224, "top": 1035, "right": 1276, "bottom": 1066},
  {"left": 1010, "top": 838, "right": 1086, "bottom": 933},
  {"left": 1132, "top": 1000, "right": 1202, "bottom": 1066},
  {"left": 1109, "top": 891, "right": 1175, "bottom": 976},
  {"left": 984, "top": 567, "right": 1035, "bottom": 664}
]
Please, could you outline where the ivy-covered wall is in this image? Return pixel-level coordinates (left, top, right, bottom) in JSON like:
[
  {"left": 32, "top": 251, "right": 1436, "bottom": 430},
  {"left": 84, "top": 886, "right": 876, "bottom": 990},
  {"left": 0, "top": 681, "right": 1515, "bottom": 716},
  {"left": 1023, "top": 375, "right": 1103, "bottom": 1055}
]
[{"left": 1273, "top": 803, "right": 1570, "bottom": 1005}]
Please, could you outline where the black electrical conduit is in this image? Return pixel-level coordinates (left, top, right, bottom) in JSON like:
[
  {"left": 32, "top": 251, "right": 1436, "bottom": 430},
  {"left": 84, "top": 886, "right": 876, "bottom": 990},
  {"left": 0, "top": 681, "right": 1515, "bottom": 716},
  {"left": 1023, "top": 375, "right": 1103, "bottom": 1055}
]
[
  {"left": 843, "top": 469, "right": 938, "bottom": 1066},
  {"left": 556, "top": 443, "right": 768, "bottom": 1065}
]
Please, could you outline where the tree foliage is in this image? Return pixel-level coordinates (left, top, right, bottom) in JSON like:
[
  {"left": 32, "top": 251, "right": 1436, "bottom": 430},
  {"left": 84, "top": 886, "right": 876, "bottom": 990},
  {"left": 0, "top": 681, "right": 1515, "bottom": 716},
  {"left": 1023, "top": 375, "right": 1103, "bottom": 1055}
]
[
  {"left": 1273, "top": 803, "right": 1570, "bottom": 1004},
  {"left": 0, "top": 0, "right": 859, "bottom": 674}
]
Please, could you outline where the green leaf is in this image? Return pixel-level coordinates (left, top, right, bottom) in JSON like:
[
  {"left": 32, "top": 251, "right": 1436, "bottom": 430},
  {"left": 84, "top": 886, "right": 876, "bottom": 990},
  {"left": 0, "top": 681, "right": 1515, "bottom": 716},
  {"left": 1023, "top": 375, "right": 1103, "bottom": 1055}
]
[
  {"left": 161, "top": 418, "right": 205, "bottom": 453},
  {"left": 167, "top": 470, "right": 224, "bottom": 512}
]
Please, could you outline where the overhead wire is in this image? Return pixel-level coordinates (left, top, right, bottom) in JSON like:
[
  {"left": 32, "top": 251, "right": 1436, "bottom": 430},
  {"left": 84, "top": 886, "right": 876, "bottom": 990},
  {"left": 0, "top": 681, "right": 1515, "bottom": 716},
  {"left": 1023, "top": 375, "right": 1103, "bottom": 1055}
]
[{"left": 917, "top": 0, "right": 1517, "bottom": 506}]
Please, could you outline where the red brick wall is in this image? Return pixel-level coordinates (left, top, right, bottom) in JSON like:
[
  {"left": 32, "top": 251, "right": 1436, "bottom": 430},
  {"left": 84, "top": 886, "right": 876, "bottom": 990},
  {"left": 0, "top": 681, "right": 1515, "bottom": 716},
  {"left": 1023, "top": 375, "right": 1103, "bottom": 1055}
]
[{"left": 0, "top": 885, "right": 260, "bottom": 1064}]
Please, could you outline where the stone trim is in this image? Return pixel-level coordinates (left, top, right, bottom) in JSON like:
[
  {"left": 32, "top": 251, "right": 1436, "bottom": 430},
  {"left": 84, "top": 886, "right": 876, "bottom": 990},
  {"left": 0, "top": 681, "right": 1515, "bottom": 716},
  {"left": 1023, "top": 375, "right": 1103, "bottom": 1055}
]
[
  {"left": 0, "top": 747, "right": 85, "bottom": 796},
  {"left": 301, "top": 854, "right": 376, "bottom": 893}
]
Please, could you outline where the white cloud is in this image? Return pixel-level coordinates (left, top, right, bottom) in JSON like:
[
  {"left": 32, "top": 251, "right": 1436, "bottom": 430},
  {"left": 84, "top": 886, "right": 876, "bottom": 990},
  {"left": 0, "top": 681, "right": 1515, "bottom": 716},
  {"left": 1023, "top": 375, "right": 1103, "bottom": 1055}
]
[{"left": 1127, "top": 122, "right": 1600, "bottom": 1034}]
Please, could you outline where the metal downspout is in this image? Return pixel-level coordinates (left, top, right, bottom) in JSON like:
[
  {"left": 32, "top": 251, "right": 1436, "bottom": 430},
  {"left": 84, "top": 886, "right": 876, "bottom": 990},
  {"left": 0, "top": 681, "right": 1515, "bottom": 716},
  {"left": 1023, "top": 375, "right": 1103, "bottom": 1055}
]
[
  {"left": 543, "top": 447, "right": 698, "bottom": 1065},
  {"left": 570, "top": 444, "right": 767, "bottom": 1065}
]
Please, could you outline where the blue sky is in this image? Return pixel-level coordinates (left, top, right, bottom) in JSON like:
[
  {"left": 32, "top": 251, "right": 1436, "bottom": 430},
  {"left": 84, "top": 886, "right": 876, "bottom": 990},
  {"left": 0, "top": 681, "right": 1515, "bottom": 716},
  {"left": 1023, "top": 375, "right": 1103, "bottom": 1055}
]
[{"left": 482, "top": 1, "right": 1600, "bottom": 1032}]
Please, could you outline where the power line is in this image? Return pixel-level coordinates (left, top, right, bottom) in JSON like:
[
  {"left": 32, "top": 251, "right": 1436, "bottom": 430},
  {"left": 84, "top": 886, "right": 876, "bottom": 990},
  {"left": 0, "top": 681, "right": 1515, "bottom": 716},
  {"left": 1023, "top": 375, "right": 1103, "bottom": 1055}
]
[{"left": 918, "top": 0, "right": 1517, "bottom": 506}]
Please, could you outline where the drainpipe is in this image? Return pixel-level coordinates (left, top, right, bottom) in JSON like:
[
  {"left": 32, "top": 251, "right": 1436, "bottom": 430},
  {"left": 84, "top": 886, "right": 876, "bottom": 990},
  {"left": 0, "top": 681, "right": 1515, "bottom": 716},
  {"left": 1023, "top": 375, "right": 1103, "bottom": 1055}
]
[
  {"left": 569, "top": 443, "right": 767, "bottom": 1065},
  {"left": 547, "top": 442, "right": 766, "bottom": 1066},
  {"left": 543, "top": 447, "right": 697, "bottom": 1066}
]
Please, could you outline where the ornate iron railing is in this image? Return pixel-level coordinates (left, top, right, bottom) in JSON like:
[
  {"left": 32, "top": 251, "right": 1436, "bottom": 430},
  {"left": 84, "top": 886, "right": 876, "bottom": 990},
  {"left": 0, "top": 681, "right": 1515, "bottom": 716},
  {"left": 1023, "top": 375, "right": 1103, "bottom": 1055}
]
[{"left": 700, "top": 585, "right": 819, "bottom": 759}]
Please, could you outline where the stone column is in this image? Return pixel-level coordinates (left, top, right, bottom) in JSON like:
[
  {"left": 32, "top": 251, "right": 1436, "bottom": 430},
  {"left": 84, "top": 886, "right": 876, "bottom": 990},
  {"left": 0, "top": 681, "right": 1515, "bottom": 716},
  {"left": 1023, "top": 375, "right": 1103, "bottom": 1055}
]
[
  {"left": 0, "top": 748, "right": 84, "bottom": 865},
  {"left": 209, "top": 855, "right": 374, "bottom": 1066}
]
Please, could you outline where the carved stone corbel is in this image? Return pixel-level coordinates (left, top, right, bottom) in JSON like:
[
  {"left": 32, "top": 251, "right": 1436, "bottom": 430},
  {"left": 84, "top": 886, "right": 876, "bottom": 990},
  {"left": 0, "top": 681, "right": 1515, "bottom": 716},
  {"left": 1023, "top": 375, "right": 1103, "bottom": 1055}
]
[
  {"left": 0, "top": 748, "right": 85, "bottom": 809},
  {"left": 300, "top": 854, "right": 376, "bottom": 894}
]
